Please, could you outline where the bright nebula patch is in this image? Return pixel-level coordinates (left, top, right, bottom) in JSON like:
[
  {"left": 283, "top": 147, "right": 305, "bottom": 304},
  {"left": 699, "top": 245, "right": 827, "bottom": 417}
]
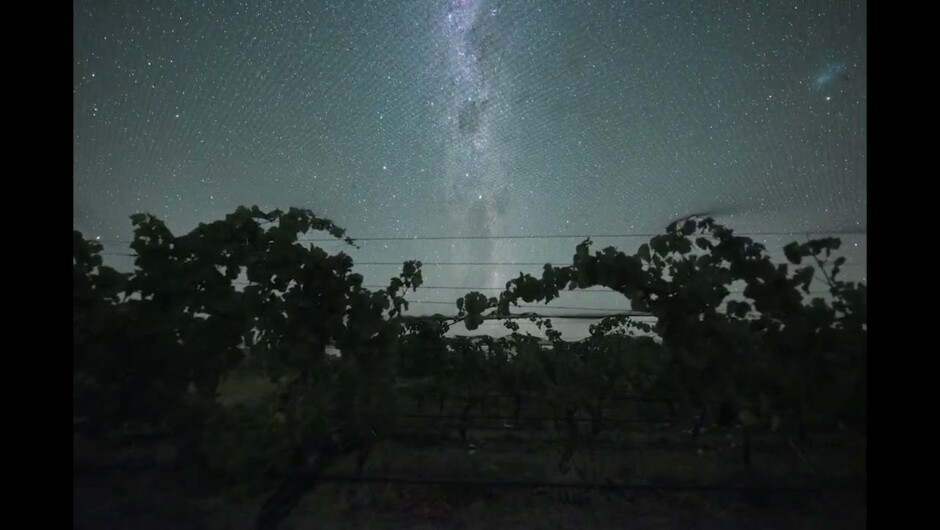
[{"left": 811, "top": 61, "right": 847, "bottom": 90}]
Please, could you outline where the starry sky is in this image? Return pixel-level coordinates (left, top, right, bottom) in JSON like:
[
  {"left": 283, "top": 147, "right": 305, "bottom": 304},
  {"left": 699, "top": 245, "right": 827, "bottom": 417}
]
[{"left": 74, "top": 0, "right": 866, "bottom": 338}]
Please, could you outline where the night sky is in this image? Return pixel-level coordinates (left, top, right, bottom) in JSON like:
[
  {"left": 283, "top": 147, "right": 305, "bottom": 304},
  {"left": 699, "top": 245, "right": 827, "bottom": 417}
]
[{"left": 74, "top": 0, "right": 866, "bottom": 337}]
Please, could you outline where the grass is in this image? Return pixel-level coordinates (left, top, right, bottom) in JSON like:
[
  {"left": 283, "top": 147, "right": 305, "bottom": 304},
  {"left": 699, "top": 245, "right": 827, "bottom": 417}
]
[{"left": 216, "top": 374, "right": 277, "bottom": 407}]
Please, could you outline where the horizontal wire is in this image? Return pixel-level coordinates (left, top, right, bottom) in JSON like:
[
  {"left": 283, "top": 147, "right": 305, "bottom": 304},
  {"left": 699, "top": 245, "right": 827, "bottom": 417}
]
[
  {"left": 98, "top": 252, "right": 864, "bottom": 269},
  {"left": 92, "top": 229, "right": 866, "bottom": 245}
]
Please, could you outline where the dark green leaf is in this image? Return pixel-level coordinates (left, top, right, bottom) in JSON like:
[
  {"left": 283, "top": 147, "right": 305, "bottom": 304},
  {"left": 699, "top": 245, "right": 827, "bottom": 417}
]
[{"left": 783, "top": 242, "right": 803, "bottom": 265}]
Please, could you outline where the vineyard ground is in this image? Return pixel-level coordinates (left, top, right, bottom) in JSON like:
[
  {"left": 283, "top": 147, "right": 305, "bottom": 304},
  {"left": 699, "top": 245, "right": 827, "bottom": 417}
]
[
  {"left": 75, "top": 370, "right": 866, "bottom": 528},
  {"left": 74, "top": 427, "right": 865, "bottom": 529}
]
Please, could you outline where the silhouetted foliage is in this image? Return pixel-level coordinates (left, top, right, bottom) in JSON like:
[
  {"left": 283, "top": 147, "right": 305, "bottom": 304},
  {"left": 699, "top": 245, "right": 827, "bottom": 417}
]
[
  {"left": 74, "top": 207, "right": 865, "bottom": 528},
  {"left": 456, "top": 217, "right": 866, "bottom": 441}
]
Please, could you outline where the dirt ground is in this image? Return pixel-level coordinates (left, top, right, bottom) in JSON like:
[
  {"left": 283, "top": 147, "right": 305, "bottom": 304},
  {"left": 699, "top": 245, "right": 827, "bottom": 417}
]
[{"left": 74, "top": 433, "right": 865, "bottom": 529}]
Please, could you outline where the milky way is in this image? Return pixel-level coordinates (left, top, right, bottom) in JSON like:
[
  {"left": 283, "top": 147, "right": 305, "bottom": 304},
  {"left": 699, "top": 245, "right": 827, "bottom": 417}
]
[{"left": 439, "top": 0, "right": 513, "bottom": 288}]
